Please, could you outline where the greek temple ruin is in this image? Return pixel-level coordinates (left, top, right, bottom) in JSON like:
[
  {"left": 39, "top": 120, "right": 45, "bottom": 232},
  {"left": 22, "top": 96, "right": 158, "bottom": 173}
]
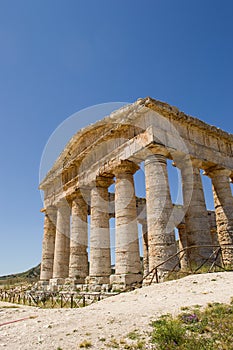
[{"left": 39, "top": 97, "right": 233, "bottom": 291}]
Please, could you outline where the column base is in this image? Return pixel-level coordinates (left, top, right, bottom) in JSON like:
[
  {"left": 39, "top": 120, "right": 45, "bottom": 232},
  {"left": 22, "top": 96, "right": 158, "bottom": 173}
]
[
  {"left": 88, "top": 284, "right": 111, "bottom": 292},
  {"left": 110, "top": 273, "right": 142, "bottom": 291},
  {"left": 32, "top": 280, "right": 49, "bottom": 291},
  {"left": 85, "top": 276, "right": 111, "bottom": 292},
  {"left": 65, "top": 277, "right": 87, "bottom": 285},
  {"left": 37, "top": 280, "right": 49, "bottom": 287},
  {"left": 86, "top": 275, "right": 110, "bottom": 285},
  {"left": 49, "top": 278, "right": 66, "bottom": 286}
]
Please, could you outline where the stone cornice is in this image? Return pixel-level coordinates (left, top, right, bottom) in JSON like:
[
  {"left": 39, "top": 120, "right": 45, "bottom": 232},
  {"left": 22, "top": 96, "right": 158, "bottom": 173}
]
[
  {"left": 140, "top": 97, "right": 233, "bottom": 143},
  {"left": 40, "top": 97, "right": 233, "bottom": 190}
]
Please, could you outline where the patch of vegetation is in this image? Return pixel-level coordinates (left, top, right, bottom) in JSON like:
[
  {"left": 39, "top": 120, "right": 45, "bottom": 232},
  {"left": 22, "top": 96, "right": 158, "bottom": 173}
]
[
  {"left": 118, "top": 331, "right": 145, "bottom": 349},
  {"left": 99, "top": 337, "right": 106, "bottom": 342},
  {"left": 150, "top": 301, "right": 233, "bottom": 349},
  {"left": 127, "top": 330, "right": 140, "bottom": 340},
  {"left": 134, "top": 340, "right": 145, "bottom": 349},
  {"left": 105, "top": 338, "right": 119, "bottom": 348},
  {"left": 79, "top": 339, "right": 92, "bottom": 348},
  {"left": 123, "top": 340, "right": 145, "bottom": 349}
]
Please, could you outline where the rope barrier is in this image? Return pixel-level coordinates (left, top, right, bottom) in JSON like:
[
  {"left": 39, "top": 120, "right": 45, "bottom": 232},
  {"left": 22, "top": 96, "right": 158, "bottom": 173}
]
[{"left": 0, "top": 316, "right": 37, "bottom": 327}]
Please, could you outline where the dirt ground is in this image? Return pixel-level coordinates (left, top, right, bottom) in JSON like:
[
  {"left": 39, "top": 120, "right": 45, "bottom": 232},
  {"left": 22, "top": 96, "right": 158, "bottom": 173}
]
[{"left": 1, "top": 271, "right": 233, "bottom": 349}]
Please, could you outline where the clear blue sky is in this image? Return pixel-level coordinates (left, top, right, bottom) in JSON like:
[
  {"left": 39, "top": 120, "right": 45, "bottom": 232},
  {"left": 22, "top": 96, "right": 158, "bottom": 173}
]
[{"left": 0, "top": 0, "right": 233, "bottom": 276}]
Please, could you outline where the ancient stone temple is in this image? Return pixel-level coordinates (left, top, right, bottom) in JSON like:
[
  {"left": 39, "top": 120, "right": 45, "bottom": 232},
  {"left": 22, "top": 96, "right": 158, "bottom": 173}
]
[{"left": 39, "top": 97, "right": 233, "bottom": 291}]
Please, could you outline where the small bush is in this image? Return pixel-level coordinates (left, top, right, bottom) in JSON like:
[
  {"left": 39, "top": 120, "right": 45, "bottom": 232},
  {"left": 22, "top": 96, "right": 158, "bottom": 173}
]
[
  {"left": 79, "top": 339, "right": 92, "bottom": 348},
  {"left": 150, "top": 301, "right": 233, "bottom": 349},
  {"left": 151, "top": 316, "right": 185, "bottom": 347},
  {"left": 127, "top": 330, "right": 140, "bottom": 340}
]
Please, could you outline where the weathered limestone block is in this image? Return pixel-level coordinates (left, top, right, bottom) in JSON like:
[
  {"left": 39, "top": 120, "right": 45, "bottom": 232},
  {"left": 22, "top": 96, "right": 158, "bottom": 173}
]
[
  {"left": 40, "top": 206, "right": 57, "bottom": 282},
  {"left": 88, "top": 176, "right": 113, "bottom": 285},
  {"left": 110, "top": 160, "right": 142, "bottom": 287},
  {"left": 207, "top": 168, "right": 233, "bottom": 265},
  {"left": 51, "top": 200, "right": 71, "bottom": 283},
  {"left": 68, "top": 192, "right": 88, "bottom": 283},
  {"left": 145, "top": 154, "right": 178, "bottom": 274},
  {"left": 178, "top": 158, "right": 213, "bottom": 266}
]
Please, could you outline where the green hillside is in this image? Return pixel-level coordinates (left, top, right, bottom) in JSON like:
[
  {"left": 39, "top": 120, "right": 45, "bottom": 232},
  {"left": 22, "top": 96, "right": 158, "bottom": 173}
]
[{"left": 0, "top": 264, "right": 40, "bottom": 286}]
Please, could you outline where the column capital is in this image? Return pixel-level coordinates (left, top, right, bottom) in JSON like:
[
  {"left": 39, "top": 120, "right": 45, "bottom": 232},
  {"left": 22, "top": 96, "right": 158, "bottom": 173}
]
[
  {"left": 41, "top": 205, "right": 56, "bottom": 213},
  {"left": 145, "top": 145, "right": 170, "bottom": 159},
  {"left": 172, "top": 155, "right": 200, "bottom": 170},
  {"left": 145, "top": 153, "right": 167, "bottom": 166},
  {"left": 113, "top": 160, "right": 139, "bottom": 176},
  {"left": 41, "top": 206, "right": 57, "bottom": 226},
  {"left": 67, "top": 188, "right": 89, "bottom": 204},
  {"left": 95, "top": 175, "right": 114, "bottom": 188},
  {"left": 56, "top": 199, "right": 71, "bottom": 220},
  {"left": 56, "top": 198, "right": 71, "bottom": 209},
  {"left": 177, "top": 222, "right": 186, "bottom": 230},
  {"left": 203, "top": 166, "right": 231, "bottom": 178}
]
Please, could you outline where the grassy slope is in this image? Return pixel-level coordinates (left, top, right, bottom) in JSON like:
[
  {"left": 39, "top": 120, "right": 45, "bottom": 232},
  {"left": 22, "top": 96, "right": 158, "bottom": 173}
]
[{"left": 0, "top": 264, "right": 40, "bottom": 286}]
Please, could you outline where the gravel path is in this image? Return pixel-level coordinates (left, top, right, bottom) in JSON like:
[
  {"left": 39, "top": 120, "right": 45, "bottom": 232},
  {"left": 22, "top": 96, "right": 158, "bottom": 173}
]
[{"left": 1, "top": 271, "right": 233, "bottom": 349}]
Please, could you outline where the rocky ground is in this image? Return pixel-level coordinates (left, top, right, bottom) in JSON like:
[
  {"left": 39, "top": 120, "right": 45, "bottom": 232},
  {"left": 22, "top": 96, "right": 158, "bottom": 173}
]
[{"left": 1, "top": 271, "right": 233, "bottom": 349}]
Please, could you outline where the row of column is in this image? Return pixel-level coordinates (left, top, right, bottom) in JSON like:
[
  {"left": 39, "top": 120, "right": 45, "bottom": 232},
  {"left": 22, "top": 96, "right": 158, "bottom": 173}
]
[
  {"left": 41, "top": 161, "right": 143, "bottom": 286},
  {"left": 40, "top": 154, "right": 233, "bottom": 286}
]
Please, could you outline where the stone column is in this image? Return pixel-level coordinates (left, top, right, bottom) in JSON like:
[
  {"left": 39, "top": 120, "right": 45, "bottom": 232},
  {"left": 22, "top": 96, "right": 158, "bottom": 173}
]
[
  {"left": 178, "top": 158, "right": 213, "bottom": 267},
  {"left": 210, "top": 228, "right": 219, "bottom": 246},
  {"left": 206, "top": 168, "right": 233, "bottom": 266},
  {"left": 40, "top": 206, "right": 57, "bottom": 283},
  {"left": 110, "top": 160, "right": 142, "bottom": 288},
  {"left": 88, "top": 176, "right": 113, "bottom": 286},
  {"left": 68, "top": 191, "right": 88, "bottom": 283},
  {"left": 145, "top": 154, "right": 178, "bottom": 275},
  {"left": 51, "top": 200, "right": 71, "bottom": 284},
  {"left": 208, "top": 211, "right": 218, "bottom": 246},
  {"left": 142, "top": 221, "right": 149, "bottom": 276},
  {"left": 177, "top": 223, "right": 188, "bottom": 271}
]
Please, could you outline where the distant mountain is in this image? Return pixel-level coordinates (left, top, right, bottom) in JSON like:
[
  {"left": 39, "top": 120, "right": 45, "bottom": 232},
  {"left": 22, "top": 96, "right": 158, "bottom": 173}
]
[{"left": 0, "top": 264, "right": 41, "bottom": 286}]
